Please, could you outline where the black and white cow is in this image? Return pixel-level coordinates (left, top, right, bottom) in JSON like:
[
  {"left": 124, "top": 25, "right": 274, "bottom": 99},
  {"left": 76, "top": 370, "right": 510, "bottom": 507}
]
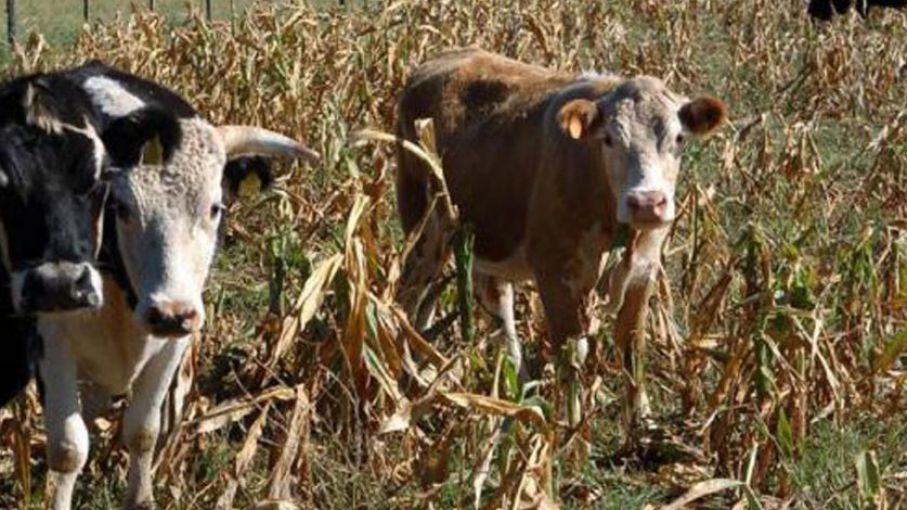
[
  {"left": 0, "top": 71, "right": 111, "bottom": 406},
  {"left": 32, "top": 62, "right": 318, "bottom": 510}
]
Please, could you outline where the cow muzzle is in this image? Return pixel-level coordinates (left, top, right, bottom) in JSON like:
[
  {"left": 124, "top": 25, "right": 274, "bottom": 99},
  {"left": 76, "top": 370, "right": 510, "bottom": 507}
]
[
  {"left": 14, "top": 262, "right": 103, "bottom": 314},
  {"left": 143, "top": 301, "right": 202, "bottom": 338},
  {"left": 626, "top": 190, "right": 672, "bottom": 228}
]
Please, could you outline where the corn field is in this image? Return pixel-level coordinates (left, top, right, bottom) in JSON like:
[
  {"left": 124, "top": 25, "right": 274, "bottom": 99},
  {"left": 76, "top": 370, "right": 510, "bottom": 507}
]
[{"left": 1, "top": 1, "right": 906, "bottom": 508}]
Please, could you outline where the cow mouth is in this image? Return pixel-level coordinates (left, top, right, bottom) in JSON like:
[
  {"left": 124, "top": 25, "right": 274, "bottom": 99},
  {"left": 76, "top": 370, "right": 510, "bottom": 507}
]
[
  {"left": 147, "top": 323, "right": 196, "bottom": 339},
  {"left": 141, "top": 302, "right": 202, "bottom": 339},
  {"left": 629, "top": 218, "right": 673, "bottom": 231},
  {"left": 12, "top": 263, "right": 104, "bottom": 314}
]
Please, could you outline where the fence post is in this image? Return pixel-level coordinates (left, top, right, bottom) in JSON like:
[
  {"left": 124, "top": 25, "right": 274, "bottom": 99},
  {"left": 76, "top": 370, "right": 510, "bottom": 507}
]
[
  {"left": 206, "top": 0, "right": 212, "bottom": 19},
  {"left": 83, "top": 0, "right": 90, "bottom": 21},
  {"left": 148, "top": 0, "right": 155, "bottom": 11},
  {"left": 6, "top": 0, "right": 16, "bottom": 47}
]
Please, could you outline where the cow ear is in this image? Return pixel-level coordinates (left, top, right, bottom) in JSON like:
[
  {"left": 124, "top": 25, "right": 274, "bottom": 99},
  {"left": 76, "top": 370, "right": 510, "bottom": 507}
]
[
  {"left": 0, "top": 169, "right": 8, "bottom": 188},
  {"left": 23, "top": 82, "right": 63, "bottom": 134},
  {"left": 101, "top": 108, "right": 181, "bottom": 167},
  {"left": 558, "top": 99, "right": 603, "bottom": 140},
  {"left": 679, "top": 97, "right": 728, "bottom": 137},
  {"left": 222, "top": 156, "right": 273, "bottom": 204}
]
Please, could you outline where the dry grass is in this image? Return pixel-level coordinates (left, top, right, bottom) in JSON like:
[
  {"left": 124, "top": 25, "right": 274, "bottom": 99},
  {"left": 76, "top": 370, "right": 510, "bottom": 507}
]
[{"left": 1, "top": 1, "right": 907, "bottom": 508}]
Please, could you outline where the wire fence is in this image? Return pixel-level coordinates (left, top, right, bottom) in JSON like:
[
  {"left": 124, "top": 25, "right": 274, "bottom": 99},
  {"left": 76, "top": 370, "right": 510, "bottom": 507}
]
[{"left": 3, "top": 0, "right": 249, "bottom": 46}]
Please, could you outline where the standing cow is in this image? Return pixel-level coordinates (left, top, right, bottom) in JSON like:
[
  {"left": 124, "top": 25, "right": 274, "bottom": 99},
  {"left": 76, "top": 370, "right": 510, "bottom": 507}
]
[
  {"left": 0, "top": 72, "right": 112, "bottom": 406},
  {"left": 395, "top": 49, "right": 726, "bottom": 433},
  {"left": 29, "top": 62, "right": 318, "bottom": 510}
]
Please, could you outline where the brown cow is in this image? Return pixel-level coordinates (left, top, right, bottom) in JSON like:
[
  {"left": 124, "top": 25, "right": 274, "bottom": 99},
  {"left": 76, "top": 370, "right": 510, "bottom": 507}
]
[{"left": 395, "top": 48, "right": 726, "bottom": 431}]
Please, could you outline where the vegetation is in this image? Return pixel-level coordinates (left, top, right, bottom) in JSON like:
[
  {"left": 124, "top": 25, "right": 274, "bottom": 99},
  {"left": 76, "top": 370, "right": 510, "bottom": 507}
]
[
  {"left": 1, "top": 1, "right": 906, "bottom": 508},
  {"left": 6, "top": 0, "right": 258, "bottom": 47}
]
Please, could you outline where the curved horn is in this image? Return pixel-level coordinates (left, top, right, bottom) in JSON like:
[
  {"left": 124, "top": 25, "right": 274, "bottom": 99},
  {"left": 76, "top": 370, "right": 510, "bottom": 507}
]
[{"left": 217, "top": 125, "right": 320, "bottom": 162}]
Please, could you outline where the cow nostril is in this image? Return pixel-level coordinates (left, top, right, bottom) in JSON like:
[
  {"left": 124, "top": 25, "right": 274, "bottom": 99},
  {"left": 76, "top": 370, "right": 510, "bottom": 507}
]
[
  {"left": 145, "top": 307, "right": 166, "bottom": 327},
  {"left": 627, "top": 196, "right": 642, "bottom": 211},
  {"left": 145, "top": 304, "right": 199, "bottom": 336},
  {"left": 76, "top": 268, "right": 92, "bottom": 289}
]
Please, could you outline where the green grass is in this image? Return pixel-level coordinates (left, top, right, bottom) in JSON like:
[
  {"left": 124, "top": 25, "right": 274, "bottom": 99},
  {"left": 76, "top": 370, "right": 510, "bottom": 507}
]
[
  {"left": 790, "top": 418, "right": 907, "bottom": 509},
  {"left": 7, "top": 0, "right": 259, "bottom": 48}
]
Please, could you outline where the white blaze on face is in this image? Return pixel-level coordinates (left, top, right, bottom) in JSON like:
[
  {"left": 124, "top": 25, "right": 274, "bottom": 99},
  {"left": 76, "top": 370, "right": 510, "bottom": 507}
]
[
  {"left": 598, "top": 78, "right": 687, "bottom": 228},
  {"left": 83, "top": 76, "right": 146, "bottom": 117},
  {"left": 111, "top": 118, "right": 226, "bottom": 336}
]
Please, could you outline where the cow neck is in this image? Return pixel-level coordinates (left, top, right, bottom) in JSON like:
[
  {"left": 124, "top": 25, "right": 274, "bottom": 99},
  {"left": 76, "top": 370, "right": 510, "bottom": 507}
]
[
  {"left": 560, "top": 139, "right": 620, "bottom": 243},
  {"left": 99, "top": 206, "right": 139, "bottom": 310}
]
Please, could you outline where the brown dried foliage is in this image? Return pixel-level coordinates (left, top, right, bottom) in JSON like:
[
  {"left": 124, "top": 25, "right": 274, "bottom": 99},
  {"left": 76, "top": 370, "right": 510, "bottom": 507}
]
[{"left": 1, "top": 1, "right": 907, "bottom": 508}]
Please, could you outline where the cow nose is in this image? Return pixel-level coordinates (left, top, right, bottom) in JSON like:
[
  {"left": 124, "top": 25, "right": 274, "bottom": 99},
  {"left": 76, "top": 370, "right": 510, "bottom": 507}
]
[
  {"left": 144, "top": 302, "right": 201, "bottom": 338},
  {"left": 626, "top": 190, "right": 669, "bottom": 225},
  {"left": 72, "top": 268, "right": 101, "bottom": 308},
  {"left": 19, "top": 263, "right": 102, "bottom": 313}
]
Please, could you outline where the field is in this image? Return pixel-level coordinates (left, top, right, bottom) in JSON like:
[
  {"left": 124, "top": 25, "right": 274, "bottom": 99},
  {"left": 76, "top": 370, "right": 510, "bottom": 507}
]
[{"left": 1, "top": 1, "right": 907, "bottom": 508}]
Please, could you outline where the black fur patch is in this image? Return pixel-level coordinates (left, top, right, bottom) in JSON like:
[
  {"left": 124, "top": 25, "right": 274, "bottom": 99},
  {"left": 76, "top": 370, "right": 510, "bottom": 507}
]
[
  {"left": 101, "top": 108, "right": 183, "bottom": 168},
  {"left": 223, "top": 155, "right": 274, "bottom": 199}
]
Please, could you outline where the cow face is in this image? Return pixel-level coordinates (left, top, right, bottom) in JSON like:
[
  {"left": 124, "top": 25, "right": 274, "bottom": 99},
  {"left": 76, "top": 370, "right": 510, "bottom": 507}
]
[
  {"left": 0, "top": 80, "right": 108, "bottom": 314},
  {"left": 558, "top": 77, "right": 727, "bottom": 229},
  {"left": 105, "top": 112, "right": 317, "bottom": 338}
]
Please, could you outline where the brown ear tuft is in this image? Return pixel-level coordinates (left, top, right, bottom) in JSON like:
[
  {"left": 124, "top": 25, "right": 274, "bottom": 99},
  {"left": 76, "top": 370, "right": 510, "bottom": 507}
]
[
  {"left": 679, "top": 96, "right": 728, "bottom": 136},
  {"left": 558, "top": 99, "right": 601, "bottom": 140}
]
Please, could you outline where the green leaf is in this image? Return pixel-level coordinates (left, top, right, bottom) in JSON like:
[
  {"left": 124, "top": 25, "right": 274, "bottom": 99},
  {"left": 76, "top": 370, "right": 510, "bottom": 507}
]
[
  {"left": 776, "top": 408, "right": 794, "bottom": 459},
  {"left": 854, "top": 450, "right": 882, "bottom": 508}
]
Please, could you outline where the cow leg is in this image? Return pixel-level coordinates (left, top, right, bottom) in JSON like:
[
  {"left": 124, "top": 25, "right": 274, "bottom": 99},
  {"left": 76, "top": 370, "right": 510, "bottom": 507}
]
[
  {"left": 40, "top": 336, "right": 88, "bottom": 510},
  {"left": 475, "top": 272, "right": 526, "bottom": 381},
  {"left": 398, "top": 209, "right": 451, "bottom": 332},
  {"left": 534, "top": 268, "right": 591, "bottom": 428},
  {"left": 612, "top": 229, "right": 666, "bottom": 440},
  {"left": 614, "top": 270, "right": 656, "bottom": 432},
  {"left": 123, "top": 338, "right": 190, "bottom": 510}
]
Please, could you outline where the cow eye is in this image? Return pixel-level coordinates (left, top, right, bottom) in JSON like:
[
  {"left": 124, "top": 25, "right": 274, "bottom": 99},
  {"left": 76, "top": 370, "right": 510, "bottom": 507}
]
[
  {"left": 210, "top": 203, "right": 226, "bottom": 221},
  {"left": 676, "top": 134, "right": 686, "bottom": 145},
  {"left": 603, "top": 134, "right": 614, "bottom": 148},
  {"left": 112, "top": 198, "right": 132, "bottom": 222},
  {"left": 116, "top": 203, "right": 131, "bottom": 222}
]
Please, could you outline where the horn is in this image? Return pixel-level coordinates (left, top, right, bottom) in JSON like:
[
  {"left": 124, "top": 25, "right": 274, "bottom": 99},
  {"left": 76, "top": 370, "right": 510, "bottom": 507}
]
[{"left": 216, "top": 125, "right": 320, "bottom": 162}]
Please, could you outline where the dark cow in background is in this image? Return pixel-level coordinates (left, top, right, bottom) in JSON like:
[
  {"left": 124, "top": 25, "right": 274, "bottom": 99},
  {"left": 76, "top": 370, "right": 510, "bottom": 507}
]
[
  {"left": 31, "top": 61, "right": 318, "bottom": 510},
  {"left": 0, "top": 72, "right": 110, "bottom": 406},
  {"left": 809, "top": 0, "right": 907, "bottom": 19},
  {"left": 396, "top": 48, "right": 726, "bottom": 435}
]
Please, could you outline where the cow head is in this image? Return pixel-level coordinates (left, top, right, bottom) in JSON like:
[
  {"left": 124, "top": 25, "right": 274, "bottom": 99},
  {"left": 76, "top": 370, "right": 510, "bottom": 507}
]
[
  {"left": 558, "top": 76, "right": 727, "bottom": 229},
  {"left": 104, "top": 111, "right": 317, "bottom": 338},
  {"left": 0, "top": 77, "right": 108, "bottom": 314}
]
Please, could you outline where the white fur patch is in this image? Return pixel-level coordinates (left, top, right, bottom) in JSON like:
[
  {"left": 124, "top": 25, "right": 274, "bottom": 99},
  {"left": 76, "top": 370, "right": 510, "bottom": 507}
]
[
  {"left": 578, "top": 70, "right": 618, "bottom": 81},
  {"left": 10, "top": 270, "right": 26, "bottom": 312},
  {"left": 61, "top": 118, "right": 106, "bottom": 179},
  {"left": 83, "top": 76, "right": 146, "bottom": 117}
]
